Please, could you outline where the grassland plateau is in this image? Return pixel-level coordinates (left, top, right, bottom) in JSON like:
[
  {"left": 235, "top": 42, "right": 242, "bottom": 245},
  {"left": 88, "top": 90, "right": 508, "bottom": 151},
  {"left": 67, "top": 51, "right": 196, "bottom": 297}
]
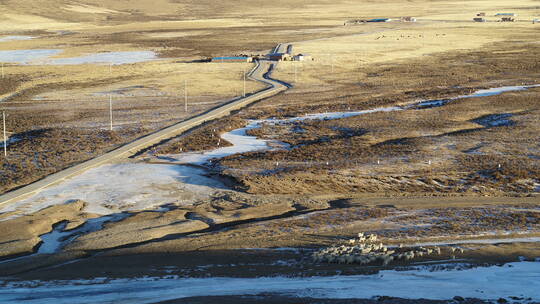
[{"left": 0, "top": 0, "right": 539, "bottom": 303}]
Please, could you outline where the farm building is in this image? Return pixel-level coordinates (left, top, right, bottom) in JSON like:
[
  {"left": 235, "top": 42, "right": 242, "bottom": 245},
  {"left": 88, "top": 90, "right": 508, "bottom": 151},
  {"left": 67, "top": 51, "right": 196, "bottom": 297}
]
[
  {"left": 293, "top": 54, "right": 313, "bottom": 61},
  {"left": 401, "top": 16, "right": 417, "bottom": 22},
  {"left": 211, "top": 56, "right": 253, "bottom": 63},
  {"left": 473, "top": 17, "right": 487, "bottom": 22},
  {"left": 500, "top": 17, "right": 515, "bottom": 22},
  {"left": 267, "top": 53, "right": 292, "bottom": 61},
  {"left": 477, "top": 12, "right": 486, "bottom": 16}
]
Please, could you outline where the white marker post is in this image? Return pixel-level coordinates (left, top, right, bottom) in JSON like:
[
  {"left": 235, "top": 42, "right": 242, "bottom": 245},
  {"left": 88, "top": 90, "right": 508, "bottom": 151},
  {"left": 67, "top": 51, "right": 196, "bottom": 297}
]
[
  {"left": 243, "top": 70, "right": 246, "bottom": 97},
  {"left": 184, "top": 80, "right": 188, "bottom": 112},
  {"left": 2, "top": 111, "right": 6, "bottom": 157},
  {"left": 109, "top": 95, "right": 113, "bottom": 131}
]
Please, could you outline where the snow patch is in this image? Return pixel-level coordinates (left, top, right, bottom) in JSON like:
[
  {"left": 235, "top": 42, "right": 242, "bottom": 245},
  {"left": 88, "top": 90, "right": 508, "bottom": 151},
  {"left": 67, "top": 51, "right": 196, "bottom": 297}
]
[
  {"left": 0, "top": 163, "right": 226, "bottom": 219},
  {"left": 38, "top": 214, "right": 129, "bottom": 254}
]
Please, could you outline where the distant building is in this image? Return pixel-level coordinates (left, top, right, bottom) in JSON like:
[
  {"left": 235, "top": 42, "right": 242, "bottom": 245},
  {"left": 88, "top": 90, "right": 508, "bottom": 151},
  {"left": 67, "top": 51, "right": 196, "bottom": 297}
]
[
  {"left": 267, "top": 53, "right": 292, "bottom": 61},
  {"left": 477, "top": 12, "right": 486, "bottom": 16},
  {"left": 401, "top": 16, "right": 417, "bottom": 22},
  {"left": 473, "top": 17, "right": 487, "bottom": 22},
  {"left": 293, "top": 54, "right": 313, "bottom": 61},
  {"left": 211, "top": 56, "right": 253, "bottom": 63},
  {"left": 533, "top": 18, "right": 540, "bottom": 24},
  {"left": 495, "top": 13, "right": 517, "bottom": 16}
]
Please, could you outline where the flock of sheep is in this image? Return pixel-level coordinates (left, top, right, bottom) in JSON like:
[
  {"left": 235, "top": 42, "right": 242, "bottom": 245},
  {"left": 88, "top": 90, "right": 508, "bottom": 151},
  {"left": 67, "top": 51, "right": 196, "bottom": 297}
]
[{"left": 311, "top": 233, "right": 466, "bottom": 266}]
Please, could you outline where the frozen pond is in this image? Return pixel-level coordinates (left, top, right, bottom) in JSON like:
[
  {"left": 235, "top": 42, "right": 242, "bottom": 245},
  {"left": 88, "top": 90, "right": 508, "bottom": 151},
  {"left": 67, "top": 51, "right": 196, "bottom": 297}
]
[
  {"left": 0, "top": 36, "right": 34, "bottom": 43},
  {"left": 166, "top": 84, "right": 540, "bottom": 165},
  {"left": 0, "top": 163, "right": 226, "bottom": 219},
  {"left": 1, "top": 261, "right": 539, "bottom": 303},
  {"left": 0, "top": 50, "right": 157, "bottom": 65},
  {"left": 47, "top": 51, "right": 157, "bottom": 65},
  {"left": 0, "top": 49, "right": 61, "bottom": 64}
]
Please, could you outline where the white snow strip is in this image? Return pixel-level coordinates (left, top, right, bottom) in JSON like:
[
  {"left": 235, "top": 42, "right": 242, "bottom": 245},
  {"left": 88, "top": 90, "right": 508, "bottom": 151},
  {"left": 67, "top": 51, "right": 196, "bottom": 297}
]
[
  {"left": 0, "top": 36, "right": 34, "bottom": 43},
  {"left": 414, "top": 85, "right": 540, "bottom": 108},
  {"left": 0, "top": 163, "right": 226, "bottom": 220},
  {"left": 1, "top": 262, "right": 540, "bottom": 303},
  {"left": 269, "top": 106, "right": 403, "bottom": 123},
  {"left": 167, "top": 122, "right": 274, "bottom": 165}
]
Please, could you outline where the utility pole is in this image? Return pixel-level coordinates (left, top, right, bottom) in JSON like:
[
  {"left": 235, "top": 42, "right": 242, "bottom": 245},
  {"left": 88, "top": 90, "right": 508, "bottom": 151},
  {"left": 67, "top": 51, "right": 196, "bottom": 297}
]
[
  {"left": 109, "top": 95, "right": 113, "bottom": 131},
  {"left": 184, "top": 80, "right": 188, "bottom": 112},
  {"left": 2, "top": 111, "right": 6, "bottom": 157}
]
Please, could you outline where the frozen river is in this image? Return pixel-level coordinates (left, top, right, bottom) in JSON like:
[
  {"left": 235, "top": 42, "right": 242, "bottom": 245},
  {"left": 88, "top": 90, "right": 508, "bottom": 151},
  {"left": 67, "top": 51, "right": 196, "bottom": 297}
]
[{"left": 1, "top": 261, "right": 539, "bottom": 303}]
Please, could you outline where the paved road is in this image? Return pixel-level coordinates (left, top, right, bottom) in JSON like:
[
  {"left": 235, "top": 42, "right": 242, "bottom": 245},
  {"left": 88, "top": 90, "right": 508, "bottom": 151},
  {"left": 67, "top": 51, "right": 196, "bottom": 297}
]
[{"left": 0, "top": 44, "right": 291, "bottom": 206}]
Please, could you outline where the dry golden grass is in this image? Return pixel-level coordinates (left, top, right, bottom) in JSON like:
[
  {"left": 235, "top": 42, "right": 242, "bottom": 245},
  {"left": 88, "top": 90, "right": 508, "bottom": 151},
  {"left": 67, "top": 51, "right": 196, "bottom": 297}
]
[
  {"left": 212, "top": 41, "right": 540, "bottom": 195},
  {"left": 1, "top": 0, "right": 539, "bottom": 196}
]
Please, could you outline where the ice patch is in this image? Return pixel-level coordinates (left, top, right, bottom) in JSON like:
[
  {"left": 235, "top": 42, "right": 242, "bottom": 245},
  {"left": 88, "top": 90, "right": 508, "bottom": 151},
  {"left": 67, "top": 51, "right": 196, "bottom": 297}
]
[
  {"left": 0, "top": 136, "right": 20, "bottom": 148},
  {"left": 0, "top": 36, "right": 34, "bottom": 43},
  {"left": 1, "top": 262, "right": 540, "bottom": 303},
  {"left": 0, "top": 49, "right": 62, "bottom": 64},
  {"left": 0, "top": 50, "right": 156, "bottom": 65},
  {"left": 0, "top": 163, "right": 226, "bottom": 219},
  {"left": 473, "top": 113, "right": 514, "bottom": 127}
]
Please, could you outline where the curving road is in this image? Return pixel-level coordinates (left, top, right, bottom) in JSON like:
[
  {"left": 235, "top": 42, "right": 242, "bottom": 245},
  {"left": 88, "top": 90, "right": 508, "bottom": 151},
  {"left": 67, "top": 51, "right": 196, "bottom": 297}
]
[{"left": 0, "top": 43, "right": 291, "bottom": 206}]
